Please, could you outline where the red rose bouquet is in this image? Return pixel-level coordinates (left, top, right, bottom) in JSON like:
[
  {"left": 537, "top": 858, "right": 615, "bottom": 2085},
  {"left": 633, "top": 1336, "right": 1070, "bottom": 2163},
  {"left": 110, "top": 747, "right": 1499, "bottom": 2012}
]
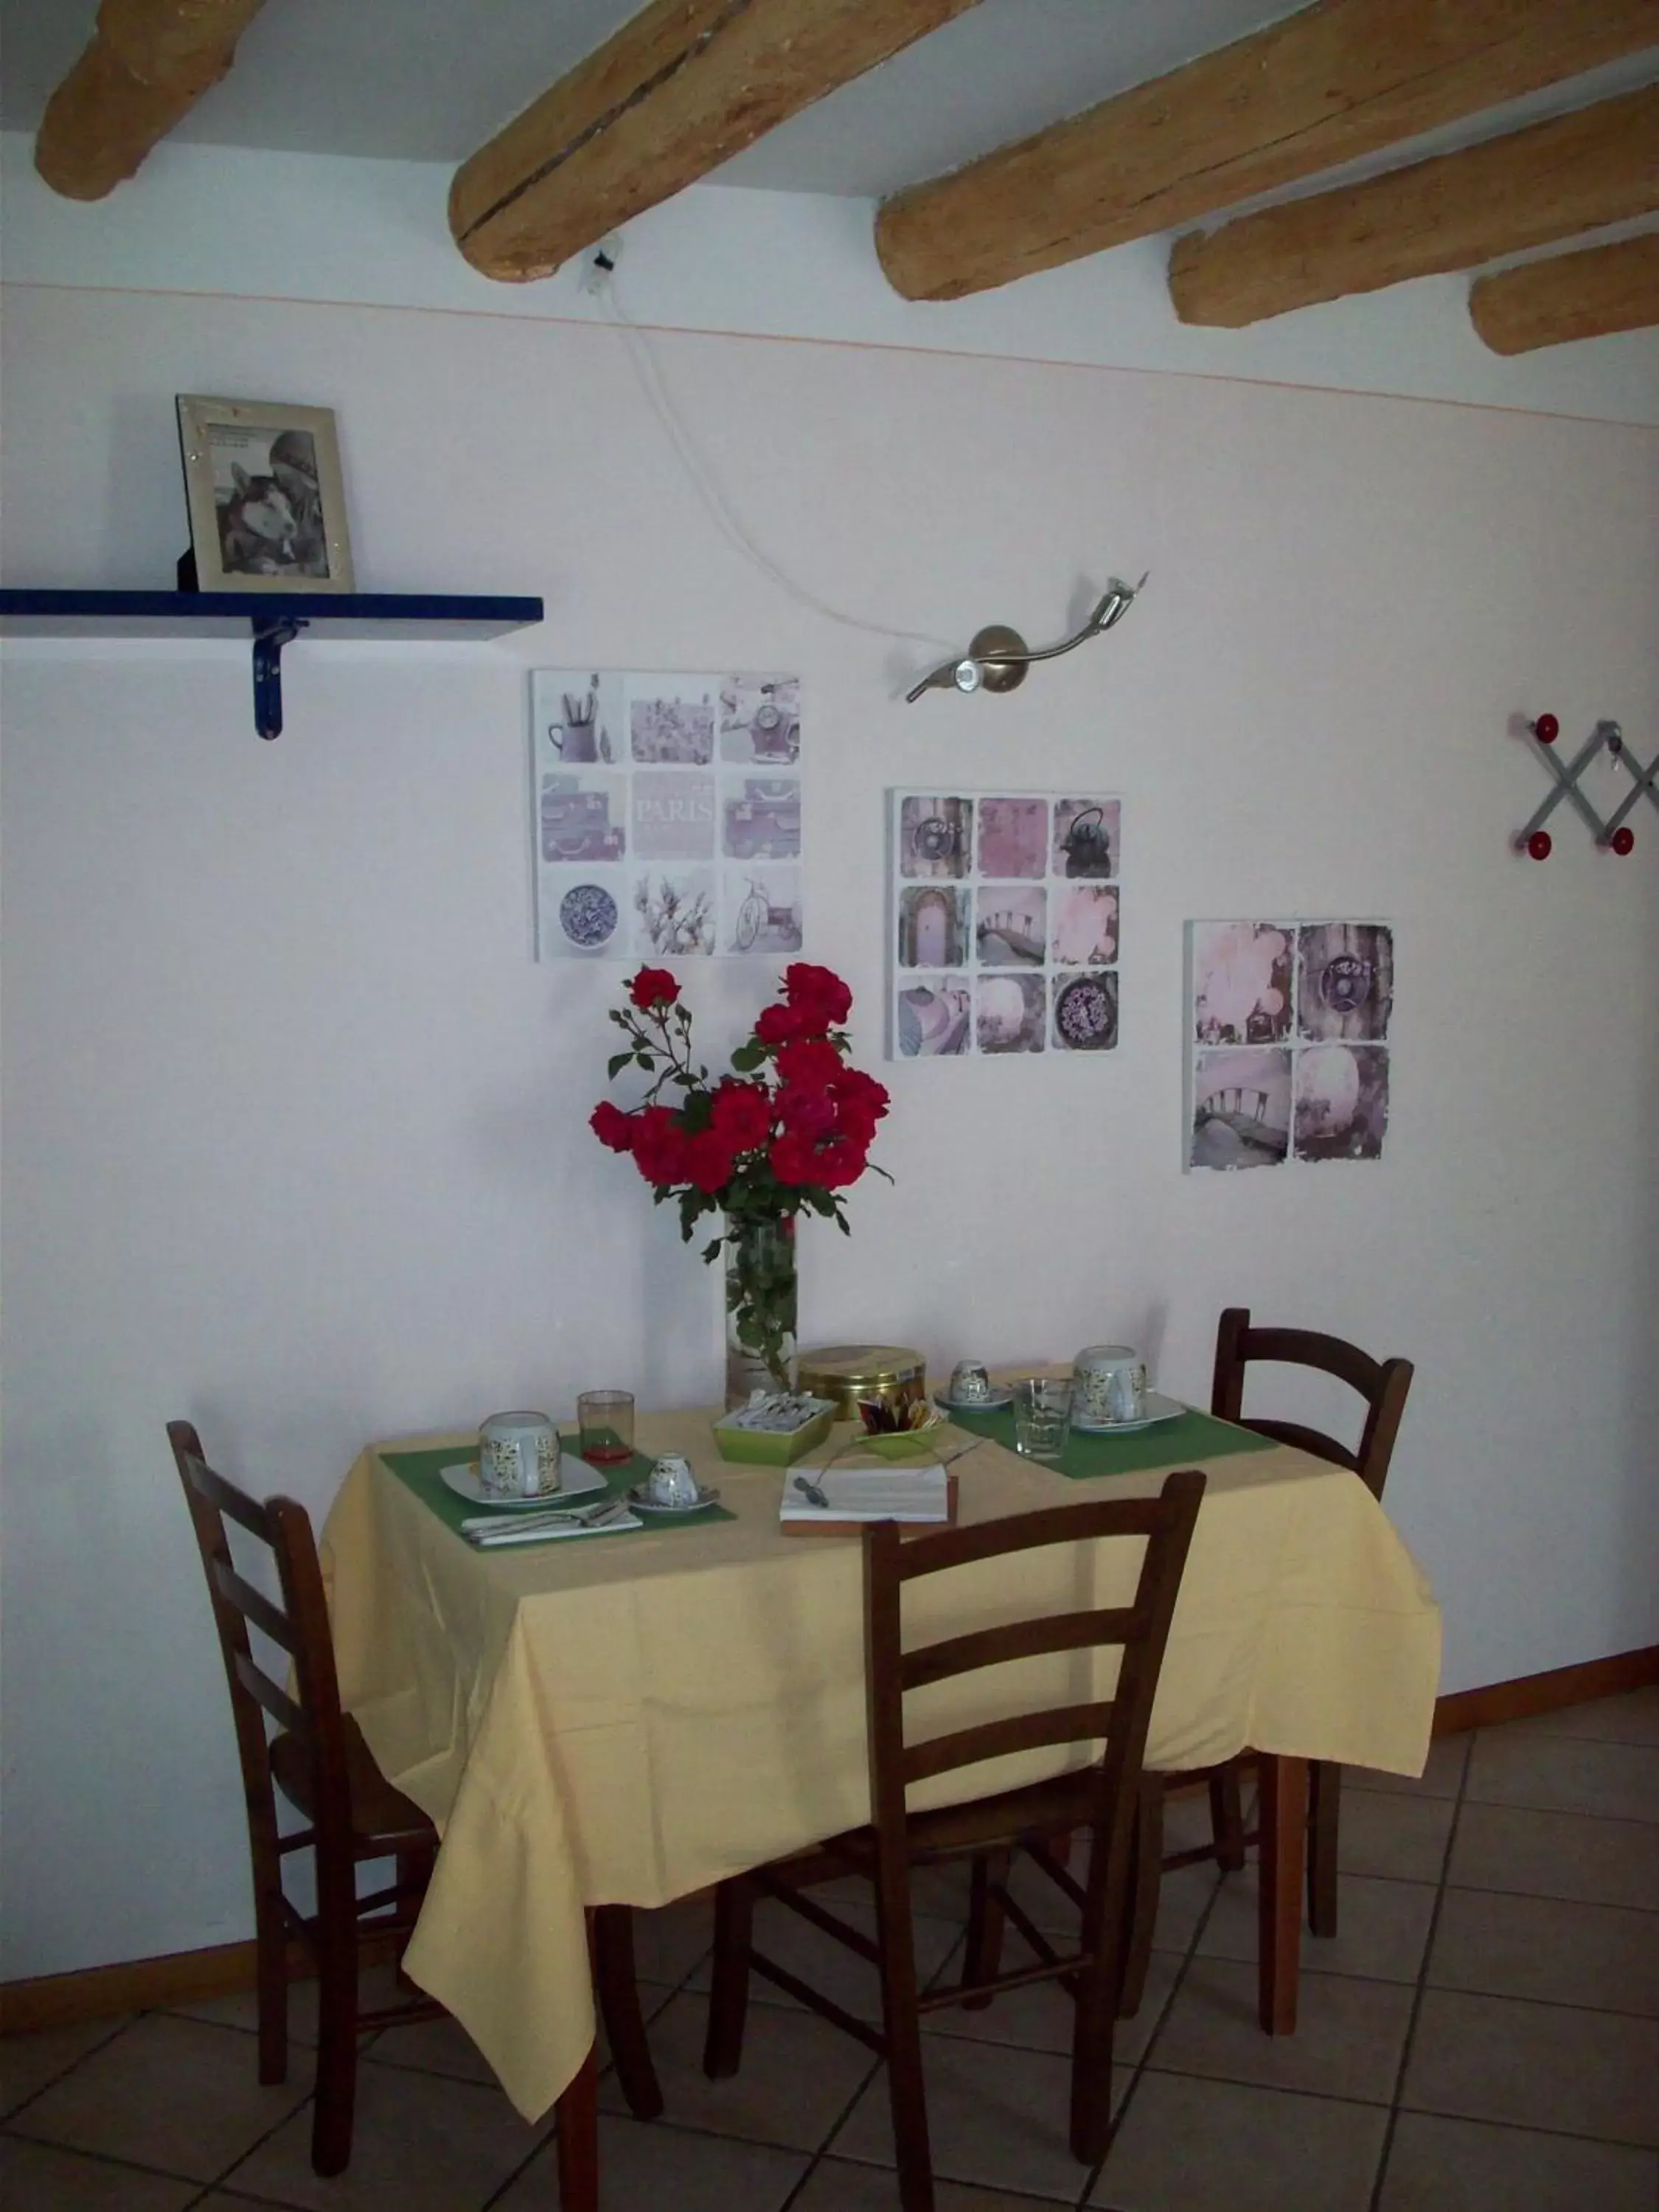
[{"left": 591, "top": 963, "right": 890, "bottom": 1394}]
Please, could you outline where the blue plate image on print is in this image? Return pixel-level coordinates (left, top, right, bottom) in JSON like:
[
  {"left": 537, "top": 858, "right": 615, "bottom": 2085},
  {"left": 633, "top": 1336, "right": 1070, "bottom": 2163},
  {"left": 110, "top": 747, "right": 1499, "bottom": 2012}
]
[{"left": 560, "top": 882, "right": 619, "bottom": 950}]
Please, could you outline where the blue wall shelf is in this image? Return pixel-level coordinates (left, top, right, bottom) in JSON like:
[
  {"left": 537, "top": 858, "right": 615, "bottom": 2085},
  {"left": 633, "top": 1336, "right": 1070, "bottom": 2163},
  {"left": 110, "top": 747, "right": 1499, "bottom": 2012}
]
[{"left": 0, "top": 588, "right": 546, "bottom": 738}]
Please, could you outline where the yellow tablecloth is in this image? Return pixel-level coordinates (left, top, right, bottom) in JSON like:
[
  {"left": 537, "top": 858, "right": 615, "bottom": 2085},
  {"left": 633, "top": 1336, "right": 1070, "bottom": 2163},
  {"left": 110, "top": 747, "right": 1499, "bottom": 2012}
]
[{"left": 319, "top": 1411, "right": 1439, "bottom": 2122}]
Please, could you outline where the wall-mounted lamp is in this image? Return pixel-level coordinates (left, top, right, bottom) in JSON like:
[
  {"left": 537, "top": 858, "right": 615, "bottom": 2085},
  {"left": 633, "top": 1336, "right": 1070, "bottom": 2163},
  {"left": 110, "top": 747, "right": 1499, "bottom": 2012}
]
[{"left": 905, "top": 574, "right": 1147, "bottom": 703}]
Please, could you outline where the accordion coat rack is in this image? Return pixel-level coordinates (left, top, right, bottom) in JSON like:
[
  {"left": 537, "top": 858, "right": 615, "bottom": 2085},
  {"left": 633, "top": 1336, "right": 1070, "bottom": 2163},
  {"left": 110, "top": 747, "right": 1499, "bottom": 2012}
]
[{"left": 1514, "top": 713, "right": 1659, "bottom": 860}]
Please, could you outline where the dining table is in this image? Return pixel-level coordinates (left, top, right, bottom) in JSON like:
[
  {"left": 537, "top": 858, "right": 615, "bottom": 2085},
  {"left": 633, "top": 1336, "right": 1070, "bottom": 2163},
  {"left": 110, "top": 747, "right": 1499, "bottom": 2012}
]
[{"left": 318, "top": 1399, "right": 1441, "bottom": 2124}]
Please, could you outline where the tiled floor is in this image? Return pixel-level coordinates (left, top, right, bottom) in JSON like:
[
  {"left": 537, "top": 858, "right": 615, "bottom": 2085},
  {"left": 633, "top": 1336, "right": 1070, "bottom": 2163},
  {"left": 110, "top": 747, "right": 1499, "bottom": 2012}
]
[{"left": 4, "top": 1690, "right": 1655, "bottom": 2209}]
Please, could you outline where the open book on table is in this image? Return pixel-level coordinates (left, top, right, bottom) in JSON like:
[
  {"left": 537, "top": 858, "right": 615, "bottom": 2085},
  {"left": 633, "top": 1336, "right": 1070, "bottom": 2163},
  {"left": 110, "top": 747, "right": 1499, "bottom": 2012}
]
[{"left": 779, "top": 1461, "right": 952, "bottom": 1527}]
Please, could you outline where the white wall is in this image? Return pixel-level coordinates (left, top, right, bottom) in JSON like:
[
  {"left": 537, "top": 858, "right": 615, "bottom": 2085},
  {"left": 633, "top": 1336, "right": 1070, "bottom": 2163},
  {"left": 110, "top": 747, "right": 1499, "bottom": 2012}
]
[{"left": 3, "top": 234, "right": 1657, "bottom": 1980}]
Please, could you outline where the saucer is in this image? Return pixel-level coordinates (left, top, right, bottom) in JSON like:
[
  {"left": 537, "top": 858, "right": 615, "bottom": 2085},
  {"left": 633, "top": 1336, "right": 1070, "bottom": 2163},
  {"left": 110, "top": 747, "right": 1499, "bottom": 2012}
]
[
  {"left": 627, "top": 1482, "right": 722, "bottom": 1515},
  {"left": 1071, "top": 1391, "right": 1186, "bottom": 1436},
  {"left": 441, "top": 1458, "right": 607, "bottom": 1510},
  {"left": 933, "top": 1386, "right": 1013, "bottom": 1412}
]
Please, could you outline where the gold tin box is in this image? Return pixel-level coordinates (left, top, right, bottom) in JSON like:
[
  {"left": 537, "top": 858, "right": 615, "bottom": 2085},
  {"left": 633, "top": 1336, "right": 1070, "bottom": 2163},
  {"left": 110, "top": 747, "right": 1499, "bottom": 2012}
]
[{"left": 796, "top": 1344, "right": 927, "bottom": 1424}]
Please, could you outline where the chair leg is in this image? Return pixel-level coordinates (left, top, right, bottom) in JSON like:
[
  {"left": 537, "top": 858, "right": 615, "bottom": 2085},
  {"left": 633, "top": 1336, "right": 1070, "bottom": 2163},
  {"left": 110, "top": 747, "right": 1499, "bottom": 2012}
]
[
  {"left": 310, "top": 1899, "right": 359, "bottom": 2176},
  {"left": 253, "top": 1878, "right": 289, "bottom": 2086},
  {"left": 394, "top": 1843, "right": 435, "bottom": 1995},
  {"left": 701, "top": 1878, "right": 755, "bottom": 2080},
  {"left": 591, "top": 1904, "right": 664, "bottom": 2120},
  {"left": 1307, "top": 1760, "right": 1340, "bottom": 1938},
  {"left": 554, "top": 2045, "right": 600, "bottom": 2212},
  {"left": 960, "top": 1847, "right": 1010, "bottom": 2010},
  {"left": 874, "top": 1878, "right": 934, "bottom": 2212},
  {"left": 1068, "top": 1921, "right": 1119, "bottom": 2166},
  {"left": 1118, "top": 1779, "right": 1160, "bottom": 2019},
  {"left": 1208, "top": 1764, "right": 1248, "bottom": 1874}
]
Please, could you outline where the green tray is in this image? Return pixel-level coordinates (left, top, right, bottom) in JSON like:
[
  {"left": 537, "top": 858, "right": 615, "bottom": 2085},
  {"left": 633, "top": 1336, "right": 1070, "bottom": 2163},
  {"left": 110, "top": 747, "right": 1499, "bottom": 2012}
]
[
  {"left": 382, "top": 1439, "right": 736, "bottom": 1536},
  {"left": 942, "top": 1403, "right": 1276, "bottom": 1481}
]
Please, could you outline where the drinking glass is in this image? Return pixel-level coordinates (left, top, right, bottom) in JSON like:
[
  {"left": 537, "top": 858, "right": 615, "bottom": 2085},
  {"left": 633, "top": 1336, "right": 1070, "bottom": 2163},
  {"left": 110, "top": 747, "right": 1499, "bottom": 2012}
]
[
  {"left": 1010, "top": 1376, "right": 1074, "bottom": 1463},
  {"left": 577, "top": 1389, "right": 635, "bottom": 1465}
]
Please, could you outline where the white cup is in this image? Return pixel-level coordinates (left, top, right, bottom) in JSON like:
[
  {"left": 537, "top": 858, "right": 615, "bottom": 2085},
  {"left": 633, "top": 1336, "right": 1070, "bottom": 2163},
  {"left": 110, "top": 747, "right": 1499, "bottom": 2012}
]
[
  {"left": 648, "top": 1453, "right": 700, "bottom": 1509},
  {"left": 479, "top": 1411, "right": 562, "bottom": 1498},
  {"left": 1072, "top": 1346, "right": 1147, "bottom": 1427},
  {"left": 949, "top": 1360, "right": 992, "bottom": 1403}
]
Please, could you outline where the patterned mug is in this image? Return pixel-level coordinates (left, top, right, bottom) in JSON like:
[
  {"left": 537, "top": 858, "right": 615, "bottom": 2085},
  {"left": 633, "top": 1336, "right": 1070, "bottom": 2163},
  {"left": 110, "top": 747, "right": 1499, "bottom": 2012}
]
[
  {"left": 479, "top": 1411, "right": 563, "bottom": 1500},
  {"left": 1072, "top": 1346, "right": 1147, "bottom": 1427}
]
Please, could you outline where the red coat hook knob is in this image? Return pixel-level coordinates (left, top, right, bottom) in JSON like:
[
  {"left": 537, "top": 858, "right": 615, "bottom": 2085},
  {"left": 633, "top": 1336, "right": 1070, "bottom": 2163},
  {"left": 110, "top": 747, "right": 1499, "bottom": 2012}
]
[
  {"left": 1609, "top": 827, "right": 1635, "bottom": 857},
  {"left": 1526, "top": 830, "right": 1552, "bottom": 860},
  {"left": 1533, "top": 712, "right": 1559, "bottom": 744}
]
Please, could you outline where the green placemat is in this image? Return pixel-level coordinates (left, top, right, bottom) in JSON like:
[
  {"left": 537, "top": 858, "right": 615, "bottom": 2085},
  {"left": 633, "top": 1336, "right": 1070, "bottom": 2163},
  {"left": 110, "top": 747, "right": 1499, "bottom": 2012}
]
[
  {"left": 381, "top": 1439, "right": 736, "bottom": 1537},
  {"left": 945, "top": 1403, "right": 1276, "bottom": 1481}
]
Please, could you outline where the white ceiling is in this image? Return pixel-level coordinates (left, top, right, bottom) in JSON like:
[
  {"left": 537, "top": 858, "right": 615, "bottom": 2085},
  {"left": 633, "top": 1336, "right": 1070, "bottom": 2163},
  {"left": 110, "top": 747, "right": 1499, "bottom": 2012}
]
[{"left": 0, "top": 0, "right": 1324, "bottom": 194}]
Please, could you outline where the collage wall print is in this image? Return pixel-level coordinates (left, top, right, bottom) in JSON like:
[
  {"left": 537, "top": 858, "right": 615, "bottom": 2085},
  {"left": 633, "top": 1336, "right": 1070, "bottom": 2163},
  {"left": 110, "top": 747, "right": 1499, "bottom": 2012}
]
[
  {"left": 888, "top": 791, "right": 1122, "bottom": 1059},
  {"left": 1186, "top": 920, "right": 1394, "bottom": 1169},
  {"left": 532, "top": 669, "right": 803, "bottom": 961}
]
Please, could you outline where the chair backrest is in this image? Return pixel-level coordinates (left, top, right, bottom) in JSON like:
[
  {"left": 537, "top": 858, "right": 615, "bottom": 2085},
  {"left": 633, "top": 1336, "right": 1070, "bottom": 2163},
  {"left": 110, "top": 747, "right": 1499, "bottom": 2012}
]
[
  {"left": 168, "top": 1419, "right": 357, "bottom": 1871},
  {"left": 862, "top": 1471, "right": 1206, "bottom": 1867},
  {"left": 1210, "top": 1307, "right": 1413, "bottom": 1500}
]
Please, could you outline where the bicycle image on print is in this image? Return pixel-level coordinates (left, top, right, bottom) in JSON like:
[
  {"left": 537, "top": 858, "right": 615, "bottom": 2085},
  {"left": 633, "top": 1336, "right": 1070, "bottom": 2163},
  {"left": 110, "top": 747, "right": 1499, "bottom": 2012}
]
[{"left": 726, "top": 870, "right": 802, "bottom": 956}]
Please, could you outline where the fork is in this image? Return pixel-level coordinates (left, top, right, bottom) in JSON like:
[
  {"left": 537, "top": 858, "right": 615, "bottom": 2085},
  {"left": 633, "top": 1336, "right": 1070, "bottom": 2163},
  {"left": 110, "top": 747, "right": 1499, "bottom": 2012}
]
[{"left": 460, "top": 1496, "right": 625, "bottom": 1537}]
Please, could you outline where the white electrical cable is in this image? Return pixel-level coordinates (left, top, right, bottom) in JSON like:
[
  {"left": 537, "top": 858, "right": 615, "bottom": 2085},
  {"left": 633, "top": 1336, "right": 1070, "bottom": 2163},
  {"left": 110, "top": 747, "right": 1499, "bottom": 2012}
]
[{"left": 598, "top": 265, "right": 959, "bottom": 656}]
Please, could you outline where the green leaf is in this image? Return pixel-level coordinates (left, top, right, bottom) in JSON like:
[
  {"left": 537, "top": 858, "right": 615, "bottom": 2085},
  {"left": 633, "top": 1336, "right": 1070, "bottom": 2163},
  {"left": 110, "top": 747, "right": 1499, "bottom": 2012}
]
[
  {"left": 606, "top": 1051, "right": 633, "bottom": 1079},
  {"left": 701, "top": 1237, "right": 724, "bottom": 1263},
  {"left": 837, "top": 1213, "right": 852, "bottom": 1236},
  {"left": 730, "top": 1043, "right": 764, "bottom": 1074}
]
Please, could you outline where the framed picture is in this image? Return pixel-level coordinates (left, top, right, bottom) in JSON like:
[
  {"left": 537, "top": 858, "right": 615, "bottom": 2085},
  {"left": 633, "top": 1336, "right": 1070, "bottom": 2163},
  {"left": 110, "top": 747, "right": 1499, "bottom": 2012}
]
[{"left": 175, "top": 394, "right": 354, "bottom": 592}]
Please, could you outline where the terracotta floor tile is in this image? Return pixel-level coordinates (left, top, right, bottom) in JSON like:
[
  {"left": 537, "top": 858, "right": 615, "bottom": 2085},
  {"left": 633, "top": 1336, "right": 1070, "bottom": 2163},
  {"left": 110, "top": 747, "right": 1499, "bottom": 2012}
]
[
  {"left": 1483, "top": 1687, "right": 1659, "bottom": 1747},
  {"left": 685, "top": 1896, "right": 964, "bottom": 2020},
  {"left": 1147, "top": 1958, "right": 1412, "bottom": 2104},
  {"left": 0, "top": 2017, "right": 133, "bottom": 2122},
  {"left": 630, "top": 1895, "right": 715, "bottom": 1986},
  {"left": 1447, "top": 1803, "right": 1659, "bottom": 1911},
  {"left": 225, "top": 2053, "right": 552, "bottom": 2210},
  {"left": 497, "top": 2112, "right": 808, "bottom": 2212},
  {"left": 598, "top": 1989, "right": 876, "bottom": 2151},
  {"left": 1401, "top": 1989, "right": 1659, "bottom": 2146},
  {"left": 1465, "top": 1733, "right": 1659, "bottom": 1823},
  {"left": 922, "top": 1948, "right": 1180, "bottom": 2067},
  {"left": 6, "top": 2014, "right": 307, "bottom": 2182},
  {"left": 830, "top": 2035, "right": 1128, "bottom": 2202},
  {"left": 796, "top": 2158, "right": 1073, "bottom": 2209},
  {"left": 1089, "top": 2072, "right": 1388, "bottom": 2211},
  {"left": 1428, "top": 1888, "right": 1659, "bottom": 2016},
  {"left": 1377, "top": 2110, "right": 1659, "bottom": 2211},
  {"left": 1346, "top": 1734, "right": 1470, "bottom": 1799},
  {"left": 1199, "top": 1871, "right": 1436, "bottom": 1984},
  {"left": 1335, "top": 1790, "right": 1455, "bottom": 1884},
  {"left": 0, "top": 2135, "right": 201, "bottom": 2210}
]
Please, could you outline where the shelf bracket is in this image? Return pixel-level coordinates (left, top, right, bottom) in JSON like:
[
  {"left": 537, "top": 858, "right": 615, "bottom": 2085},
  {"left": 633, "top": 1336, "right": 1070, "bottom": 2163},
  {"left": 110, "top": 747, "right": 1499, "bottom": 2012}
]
[{"left": 251, "top": 615, "right": 308, "bottom": 740}]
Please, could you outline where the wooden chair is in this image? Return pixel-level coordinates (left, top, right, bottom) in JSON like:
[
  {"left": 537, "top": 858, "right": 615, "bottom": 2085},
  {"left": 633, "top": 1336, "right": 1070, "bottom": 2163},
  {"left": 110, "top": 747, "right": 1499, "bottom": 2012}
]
[
  {"left": 1130, "top": 1309, "right": 1414, "bottom": 1978},
  {"left": 169, "top": 1419, "right": 598, "bottom": 2199},
  {"left": 702, "top": 1472, "right": 1206, "bottom": 2212}
]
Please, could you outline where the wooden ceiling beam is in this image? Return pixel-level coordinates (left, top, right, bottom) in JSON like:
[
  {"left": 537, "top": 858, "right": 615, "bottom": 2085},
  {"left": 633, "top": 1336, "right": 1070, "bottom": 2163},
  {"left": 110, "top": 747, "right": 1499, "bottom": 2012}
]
[
  {"left": 874, "top": 0, "right": 1659, "bottom": 304},
  {"left": 1169, "top": 85, "right": 1659, "bottom": 328},
  {"left": 1470, "top": 232, "right": 1659, "bottom": 353},
  {"left": 35, "top": 0, "right": 269, "bottom": 201},
  {"left": 451, "top": 0, "right": 985, "bottom": 283}
]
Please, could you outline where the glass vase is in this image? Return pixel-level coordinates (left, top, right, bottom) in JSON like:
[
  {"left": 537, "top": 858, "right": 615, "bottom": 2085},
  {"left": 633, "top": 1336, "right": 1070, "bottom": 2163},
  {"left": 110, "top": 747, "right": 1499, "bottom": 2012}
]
[{"left": 723, "top": 1215, "right": 798, "bottom": 1408}]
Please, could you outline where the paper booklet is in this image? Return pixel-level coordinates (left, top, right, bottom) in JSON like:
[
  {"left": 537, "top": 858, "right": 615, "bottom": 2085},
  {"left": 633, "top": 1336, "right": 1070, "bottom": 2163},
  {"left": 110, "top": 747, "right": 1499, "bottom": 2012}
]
[{"left": 779, "top": 1463, "right": 951, "bottom": 1526}]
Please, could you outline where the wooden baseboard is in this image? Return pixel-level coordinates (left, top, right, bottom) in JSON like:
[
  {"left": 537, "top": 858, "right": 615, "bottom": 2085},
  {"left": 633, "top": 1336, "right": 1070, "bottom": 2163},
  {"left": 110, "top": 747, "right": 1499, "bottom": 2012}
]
[
  {"left": 0, "top": 1927, "right": 400, "bottom": 2039},
  {"left": 7, "top": 1646, "right": 1655, "bottom": 2038},
  {"left": 1434, "top": 1643, "right": 1659, "bottom": 1737}
]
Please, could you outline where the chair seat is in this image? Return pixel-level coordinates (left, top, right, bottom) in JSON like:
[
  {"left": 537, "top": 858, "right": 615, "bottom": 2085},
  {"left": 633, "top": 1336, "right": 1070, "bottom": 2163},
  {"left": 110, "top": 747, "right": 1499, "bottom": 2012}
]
[{"left": 269, "top": 1717, "right": 434, "bottom": 1850}]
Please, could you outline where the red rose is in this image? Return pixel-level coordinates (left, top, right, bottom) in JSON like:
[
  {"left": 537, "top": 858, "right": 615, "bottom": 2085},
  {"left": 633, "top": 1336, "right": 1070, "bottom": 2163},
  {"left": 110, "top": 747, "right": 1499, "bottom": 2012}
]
[
  {"left": 777, "top": 1085, "right": 838, "bottom": 1141},
  {"left": 815, "top": 1138, "right": 869, "bottom": 1189},
  {"left": 590, "top": 1100, "right": 636, "bottom": 1154},
  {"left": 684, "top": 1127, "right": 737, "bottom": 1195},
  {"left": 630, "top": 1105, "right": 689, "bottom": 1187},
  {"left": 783, "top": 964, "right": 852, "bottom": 1032},
  {"left": 830, "top": 1067, "right": 890, "bottom": 1144},
  {"left": 709, "top": 1081, "right": 773, "bottom": 1150},
  {"left": 773, "top": 1039, "right": 843, "bottom": 1090},
  {"left": 754, "top": 1002, "right": 802, "bottom": 1048},
  {"left": 768, "top": 1132, "right": 819, "bottom": 1186},
  {"left": 627, "top": 967, "right": 680, "bottom": 1012}
]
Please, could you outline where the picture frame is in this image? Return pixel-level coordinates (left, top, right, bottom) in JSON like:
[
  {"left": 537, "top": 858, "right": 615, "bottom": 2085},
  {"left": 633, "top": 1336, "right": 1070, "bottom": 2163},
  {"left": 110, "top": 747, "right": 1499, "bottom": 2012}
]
[{"left": 175, "top": 394, "right": 354, "bottom": 593}]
